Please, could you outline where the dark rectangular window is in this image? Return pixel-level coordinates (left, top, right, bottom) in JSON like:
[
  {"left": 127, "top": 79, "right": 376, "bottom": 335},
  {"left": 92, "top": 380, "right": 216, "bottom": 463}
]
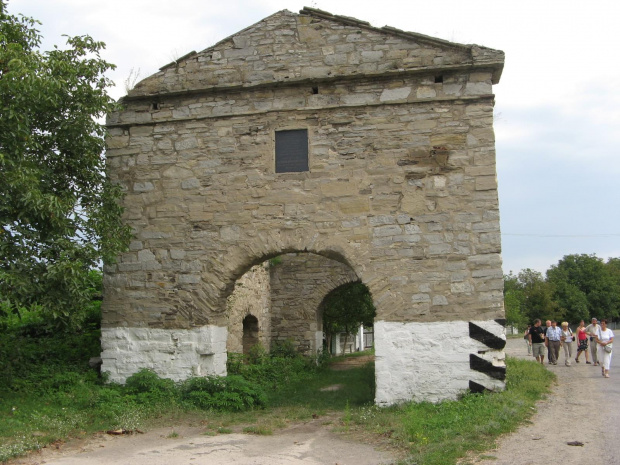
[{"left": 275, "top": 129, "right": 308, "bottom": 173}]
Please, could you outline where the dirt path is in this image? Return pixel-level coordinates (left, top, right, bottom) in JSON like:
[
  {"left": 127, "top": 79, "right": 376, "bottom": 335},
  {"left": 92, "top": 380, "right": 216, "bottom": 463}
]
[
  {"left": 10, "top": 340, "right": 619, "bottom": 465},
  {"left": 9, "top": 358, "right": 394, "bottom": 465},
  {"left": 468, "top": 337, "right": 617, "bottom": 464},
  {"left": 11, "top": 417, "right": 396, "bottom": 465}
]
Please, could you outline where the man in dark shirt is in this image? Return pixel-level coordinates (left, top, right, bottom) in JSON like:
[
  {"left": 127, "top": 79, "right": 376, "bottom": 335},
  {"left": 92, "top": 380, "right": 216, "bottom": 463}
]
[{"left": 529, "top": 319, "right": 546, "bottom": 364}]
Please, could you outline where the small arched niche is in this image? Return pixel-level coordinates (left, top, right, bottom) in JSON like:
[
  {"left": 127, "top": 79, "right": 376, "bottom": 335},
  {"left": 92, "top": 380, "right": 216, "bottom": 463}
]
[{"left": 242, "top": 314, "right": 260, "bottom": 355}]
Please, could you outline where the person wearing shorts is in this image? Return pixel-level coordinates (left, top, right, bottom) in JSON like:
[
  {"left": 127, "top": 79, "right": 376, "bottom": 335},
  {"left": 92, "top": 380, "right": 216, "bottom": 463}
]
[{"left": 529, "top": 319, "right": 546, "bottom": 364}]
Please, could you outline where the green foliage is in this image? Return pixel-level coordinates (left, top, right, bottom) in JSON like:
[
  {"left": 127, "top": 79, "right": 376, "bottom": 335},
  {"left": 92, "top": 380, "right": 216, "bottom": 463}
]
[
  {"left": 315, "top": 348, "right": 332, "bottom": 367},
  {"left": 180, "top": 375, "right": 267, "bottom": 411},
  {"left": 125, "top": 369, "right": 176, "bottom": 396},
  {"left": 547, "top": 254, "right": 620, "bottom": 321},
  {"left": 503, "top": 269, "right": 559, "bottom": 324},
  {"left": 350, "top": 357, "right": 554, "bottom": 465},
  {"left": 246, "top": 342, "right": 269, "bottom": 365},
  {"left": 270, "top": 338, "right": 298, "bottom": 358},
  {"left": 322, "top": 282, "right": 375, "bottom": 352},
  {"left": 0, "top": 309, "right": 102, "bottom": 392},
  {"left": 268, "top": 255, "right": 283, "bottom": 267},
  {"left": 503, "top": 281, "right": 527, "bottom": 329},
  {"left": 243, "top": 425, "right": 273, "bottom": 435},
  {"left": 506, "top": 254, "right": 620, "bottom": 325},
  {"left": 228, "top": 349, "right": 318, "bottom": 392},
  {"left": 269, "top": 357, "right": 375, "bottom": 409},
  {"left": 0, "top": 4, "right": 131, "bottom": 325}
]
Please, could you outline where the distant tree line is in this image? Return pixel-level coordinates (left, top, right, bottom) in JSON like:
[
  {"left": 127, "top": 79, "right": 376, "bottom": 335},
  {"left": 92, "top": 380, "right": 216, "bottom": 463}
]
[{"left": 504, "top": 254, "right": 620, "bottom": 329}]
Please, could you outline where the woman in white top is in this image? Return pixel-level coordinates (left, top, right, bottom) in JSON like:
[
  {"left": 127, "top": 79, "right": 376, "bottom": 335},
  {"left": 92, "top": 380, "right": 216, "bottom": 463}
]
[
  {"left": 560, "top": 322, "right": 574, "bottom": 366},
  {"left": 596, "top": 319, "right": 614, "bottom": 378}
]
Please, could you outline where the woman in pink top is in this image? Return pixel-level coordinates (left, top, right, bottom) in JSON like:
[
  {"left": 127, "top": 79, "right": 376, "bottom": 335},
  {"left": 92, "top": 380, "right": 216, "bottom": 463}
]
[{"left": 574, "top": 320, "right": 590, "bottom": 364}]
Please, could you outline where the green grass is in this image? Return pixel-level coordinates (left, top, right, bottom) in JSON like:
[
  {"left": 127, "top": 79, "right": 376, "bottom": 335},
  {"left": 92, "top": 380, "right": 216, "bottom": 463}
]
[
  {"left": 267, "top": 361, "right": 375, "bottom": 409},
  {"left": 0, "top": 320, "right": 554, "bottom": 465},
  {"left": 242, "top": 425, "right": 273, "bottom": 435},
  {"left": 344, "top": 356, "right": 555, "bottom": 465}
]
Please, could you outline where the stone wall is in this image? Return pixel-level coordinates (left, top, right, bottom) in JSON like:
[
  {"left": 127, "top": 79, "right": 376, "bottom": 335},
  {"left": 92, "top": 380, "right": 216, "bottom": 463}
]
[
  {"left": 226, "top": 263, "right": 271, "bottom": 354},
  {"left": 104, "top": 89, "right": 503, "bottom": 327},
  {"left": 269, "top": 253, "right": 359, "bottom": 354},
  {"left": 102, "top": 7, "right": 506, "bottom": 404},
  {"left": 101, "top": 326, "right": 227, "bottom": 383}
]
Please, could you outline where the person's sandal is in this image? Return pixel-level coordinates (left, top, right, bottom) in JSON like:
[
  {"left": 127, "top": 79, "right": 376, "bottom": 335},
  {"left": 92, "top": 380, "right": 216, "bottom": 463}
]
[{"left": 586, "top": 361, "right": 591, "bottom": 364}]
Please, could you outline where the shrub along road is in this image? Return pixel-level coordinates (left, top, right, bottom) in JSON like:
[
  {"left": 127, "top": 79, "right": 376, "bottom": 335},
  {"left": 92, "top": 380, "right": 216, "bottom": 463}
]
[{"left": 469, "top": 337, "right": 619, "bottom": 464}]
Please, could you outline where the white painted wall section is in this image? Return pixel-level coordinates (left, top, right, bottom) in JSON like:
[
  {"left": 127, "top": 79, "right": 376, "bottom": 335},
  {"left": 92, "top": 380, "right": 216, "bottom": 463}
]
[
  {"left": 101, "top": 326, "right": 228, "bottom": 383},
  {"left": 374, "top": 320, "right": 505, "bottom": 405},
  {"left": 315, "top": 330, "right": 324, "bottom": 354}
]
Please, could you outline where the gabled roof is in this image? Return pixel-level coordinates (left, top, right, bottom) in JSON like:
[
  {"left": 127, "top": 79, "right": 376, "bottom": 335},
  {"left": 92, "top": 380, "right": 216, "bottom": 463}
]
[
  {"left": 126, "top": 7, "right": 504, "bottom": 100},
  {"left": 297, "top": 7, "right": 503, "bottom": 82}
]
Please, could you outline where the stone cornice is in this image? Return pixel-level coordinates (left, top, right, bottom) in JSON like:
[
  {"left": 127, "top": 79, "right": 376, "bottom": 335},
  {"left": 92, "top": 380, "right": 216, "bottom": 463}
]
[
  {"left": 106, "top": 93, "right": 495, "bottom": 130},
  {"left": 119, "top": 62, "right": 502, "bottom": 105}
]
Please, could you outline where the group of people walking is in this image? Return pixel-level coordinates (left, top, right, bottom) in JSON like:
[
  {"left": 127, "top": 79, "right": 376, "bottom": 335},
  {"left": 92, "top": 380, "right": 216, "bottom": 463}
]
[{"left": 525, "top": 318, "right": 614, "bottom": 378}]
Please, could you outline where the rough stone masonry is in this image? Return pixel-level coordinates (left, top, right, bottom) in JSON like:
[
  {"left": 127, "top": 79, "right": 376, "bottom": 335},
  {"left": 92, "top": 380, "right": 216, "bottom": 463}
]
[{"left": 102, "top": 7, "right": 507, "bottom": 405}]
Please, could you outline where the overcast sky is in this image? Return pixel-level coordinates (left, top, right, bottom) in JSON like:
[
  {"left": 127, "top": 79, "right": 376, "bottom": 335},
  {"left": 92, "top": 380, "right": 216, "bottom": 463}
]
[{"left": 7, "top": 0, "right": 620, "bottom": 275}]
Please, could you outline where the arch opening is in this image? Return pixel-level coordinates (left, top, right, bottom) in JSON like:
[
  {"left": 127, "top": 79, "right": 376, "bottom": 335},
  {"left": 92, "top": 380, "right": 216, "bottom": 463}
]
[
  {"left": 225, "top": 251, "right": 366, "bottom": 357},
  {"left": 319, "top": 281, "right": 376, "bottom": 356}
]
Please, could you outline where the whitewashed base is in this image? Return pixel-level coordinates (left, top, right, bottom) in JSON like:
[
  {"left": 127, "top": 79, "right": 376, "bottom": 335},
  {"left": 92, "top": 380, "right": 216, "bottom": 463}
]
[
  {"left": 374, "top": 320, "right": 505, "bottom": 405},
  {"left": 101, "top": 326, "right": 228, "bottom": 384},
  {"left": 101, "top": 321, "right": 505, "bottom": 405}
]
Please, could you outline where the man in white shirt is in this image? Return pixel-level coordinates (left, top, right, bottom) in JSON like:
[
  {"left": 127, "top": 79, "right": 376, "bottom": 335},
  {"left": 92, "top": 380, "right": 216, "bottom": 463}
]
[{"left": 545, "top": 320, "right": 562, "bottom": 365}]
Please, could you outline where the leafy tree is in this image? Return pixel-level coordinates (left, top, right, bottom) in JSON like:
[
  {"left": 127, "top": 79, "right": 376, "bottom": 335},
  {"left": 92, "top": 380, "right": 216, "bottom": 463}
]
[
  {"left": 503, "top": 269, "right": 559, "bottom": 323},
  {"left": 321, "top": 282, "right": 375, "bottom": 353},
  {"left": 503, "top": 273, "right": 527, "bottom": 329},
  {"left": 0, "top": 3, "right": 130, "bottom": 324},
  {"left": 547, "top": 254, "right": 620, "bottom": 322}
]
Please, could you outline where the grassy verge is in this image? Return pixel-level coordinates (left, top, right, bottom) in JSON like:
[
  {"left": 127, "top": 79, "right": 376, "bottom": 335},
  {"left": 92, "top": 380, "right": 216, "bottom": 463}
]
[
  {"left": 0, "top": 321, "right": 554, "bottom": 465},
  {"left": 343, "top": 356, "right": 555, "bottom": 464}
]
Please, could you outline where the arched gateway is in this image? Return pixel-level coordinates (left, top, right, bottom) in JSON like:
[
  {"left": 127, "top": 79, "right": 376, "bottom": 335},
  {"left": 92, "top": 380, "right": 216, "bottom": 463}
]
[{"left": 102, "top": 7, "right": 507, "bottom": 405}]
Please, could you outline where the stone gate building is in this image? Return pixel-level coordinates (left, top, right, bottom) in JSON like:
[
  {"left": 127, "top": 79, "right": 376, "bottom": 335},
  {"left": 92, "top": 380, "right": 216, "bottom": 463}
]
[{"left": 102, "top": 7, "right": 507, "bottom": 405}]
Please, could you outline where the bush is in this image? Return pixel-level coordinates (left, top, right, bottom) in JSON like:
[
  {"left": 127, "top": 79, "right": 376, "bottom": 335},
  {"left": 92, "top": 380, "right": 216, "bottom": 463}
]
[
  {"left": 246, "top": 343, "right": 269, "bottom": 365},
  {"left": 180, "top": 375, "right": 266, "bottom": 411},
  {"left": 0, "top": 318, "right": 102, "bottom": 392},
  {"left": 270, "top": 339, "right": 298, "bottom": 358},
  {"left": 124, "top": 369, "right": 176, "bottom": 395},
  {"left": 315, "top": 349, "right": 331, "bottom": 368}
]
